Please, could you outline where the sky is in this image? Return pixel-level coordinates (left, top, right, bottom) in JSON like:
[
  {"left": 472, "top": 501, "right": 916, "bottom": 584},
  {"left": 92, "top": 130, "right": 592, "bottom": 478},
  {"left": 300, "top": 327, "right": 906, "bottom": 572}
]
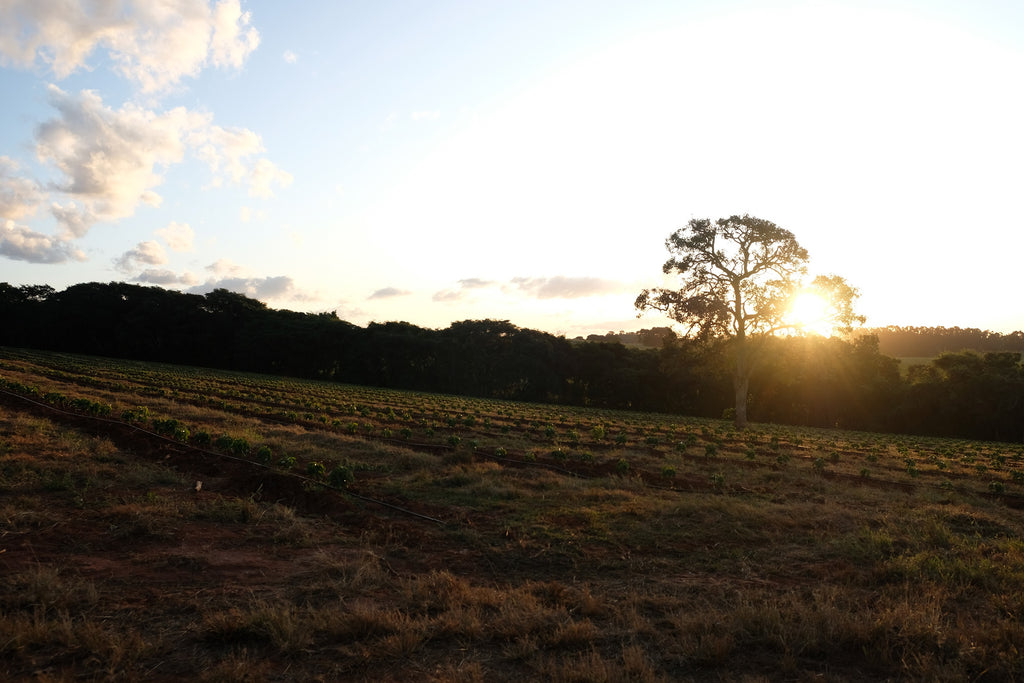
[{"left": 1, "top": 0, "right": 1023, "bottom": 338}]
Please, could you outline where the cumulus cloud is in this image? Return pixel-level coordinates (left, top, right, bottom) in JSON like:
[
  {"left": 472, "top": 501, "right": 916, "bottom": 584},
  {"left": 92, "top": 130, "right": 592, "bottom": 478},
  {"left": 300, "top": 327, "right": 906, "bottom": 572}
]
[
  {"left": 28, "top": 86, "right": 289, "bottom": 238},
  {"left": 0, "top": 0, "right": 259, "bottom": 93},
  {"left": 155, "top": 221, "right": 194, "bottom": 251},
  {"left": 432, "top": 277, "right": 496, "bottom": 302},
  {"left": 459, "top": 277, "right": 494, "bottom": 289},
  {"left": 181, "top": 259, "right": 315, "bottom": 304},
  {"left": 35, "top": 86, "right": 201, "bottom": 233},
  {"left": 0, "top": 219, "right": 86, "bottom": 263},
  {"left": 282, "top": 50, "right": 298, "bottom": 64},
  {"left": 511, "top": 276, "right": 629, "bottom": 299},
  {"left": 369, "top": 287, "right": 412, "bottom": 300},
  {"left": 247, "top": 157, "right": 293, "bottom": 198},
  {"left": 432, "top": 289, "right": 463, "bottom": 303},
  {"left": 191, "top": 123, "right": 292, "bottom": 197},
  {"left": 192, "top": 124, "right": 262, "bottom": 184},
  {"left": 191, "top": 274, "right": 304, "bottom": 302},
  {"left": 0, "top": 157, "right": 45, "bottom": 220},
  {"left": 49, "top": 202, "right": 97, "bottom": 239},
  {"left": 206, "top": 257, "right": 246, "bottom": 278},
  {"left": 136, "top": 268, "right": 199, "bottom": 286},
  {"left": 115, "top": 240, "right": 167, "bottom": 273}
]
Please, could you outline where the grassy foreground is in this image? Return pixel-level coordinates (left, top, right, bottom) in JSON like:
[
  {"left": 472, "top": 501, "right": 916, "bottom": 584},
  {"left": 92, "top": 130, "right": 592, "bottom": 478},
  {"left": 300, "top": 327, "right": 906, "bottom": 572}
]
[{"left": 2, "top": 347, "right": 1024, "bottom": 681}]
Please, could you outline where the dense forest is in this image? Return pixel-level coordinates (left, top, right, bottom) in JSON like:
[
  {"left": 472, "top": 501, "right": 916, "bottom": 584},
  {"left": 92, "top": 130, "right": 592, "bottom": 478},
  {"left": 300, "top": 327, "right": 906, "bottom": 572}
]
[{"left": 2, "top": 282, "right": 1023, "bottom": 443}]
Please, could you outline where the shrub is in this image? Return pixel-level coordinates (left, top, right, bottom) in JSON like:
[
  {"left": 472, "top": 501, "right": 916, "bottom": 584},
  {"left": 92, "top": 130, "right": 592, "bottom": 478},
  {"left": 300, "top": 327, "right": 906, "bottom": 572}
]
[
  {"left": 256, "top": 445, "right": 274, "bottom": 465},
  {"left": 122, "top": 406, "right": 150, "bottom": 424},
  {"left": 329, "top": 464, "right": 354, "bottom": 488},
  {"left": 306, "top": 461, "right": 326, "bottom": 478}
]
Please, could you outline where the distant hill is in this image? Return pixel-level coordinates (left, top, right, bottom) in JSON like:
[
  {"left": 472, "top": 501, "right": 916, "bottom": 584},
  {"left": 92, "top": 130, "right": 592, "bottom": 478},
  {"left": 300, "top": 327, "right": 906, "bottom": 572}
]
[
  {"left": 575, "top": 327, "right": 678, "bottom": 348},
  {"left": 589, "top": 325, "right": 1024, "bottom": 359},
  {"left": 857, "top": 326, "right": 1024, "bottom": 358}
]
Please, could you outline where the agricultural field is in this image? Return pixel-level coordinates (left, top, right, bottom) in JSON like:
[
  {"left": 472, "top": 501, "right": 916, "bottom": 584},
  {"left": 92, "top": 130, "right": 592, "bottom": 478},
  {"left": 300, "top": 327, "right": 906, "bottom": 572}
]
[{"left": 3, "top": 347, "right": 1024, "bottom": 681}]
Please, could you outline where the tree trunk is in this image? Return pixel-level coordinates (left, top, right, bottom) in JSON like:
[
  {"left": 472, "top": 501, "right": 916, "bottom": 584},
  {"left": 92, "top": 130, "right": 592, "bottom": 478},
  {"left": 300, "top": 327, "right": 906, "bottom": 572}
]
[
  {"left": 732, "top": 334, "right": 750, "bottom": 429},
  {"left": 733, "top": 370, "right": 749, "bottom": 429}
]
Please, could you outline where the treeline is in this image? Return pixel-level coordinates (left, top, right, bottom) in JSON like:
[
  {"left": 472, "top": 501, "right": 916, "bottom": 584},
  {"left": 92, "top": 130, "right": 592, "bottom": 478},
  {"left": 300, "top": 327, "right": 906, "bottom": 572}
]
[
  {"left": 863, "top": 326, "right": 1024, "bottom": 358},
  {"left": 2, "top": 282, "right": 1023, "bottom": 442}
]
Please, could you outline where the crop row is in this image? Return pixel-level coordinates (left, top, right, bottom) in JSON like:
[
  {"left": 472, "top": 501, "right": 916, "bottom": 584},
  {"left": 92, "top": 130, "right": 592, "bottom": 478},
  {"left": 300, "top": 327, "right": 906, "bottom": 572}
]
[{"left": 2, "top": 347, "right": 1024, "bottom": 498}]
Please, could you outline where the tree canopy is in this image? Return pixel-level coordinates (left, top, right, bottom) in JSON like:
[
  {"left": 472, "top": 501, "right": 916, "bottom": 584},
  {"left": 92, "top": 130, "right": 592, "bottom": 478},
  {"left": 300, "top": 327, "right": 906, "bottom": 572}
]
[
  {"left": 636, "top": 214, "right": 862, "bottom": 428},
  {"left": 3, "top": 280, "right": 1023, "bottom": 442}
]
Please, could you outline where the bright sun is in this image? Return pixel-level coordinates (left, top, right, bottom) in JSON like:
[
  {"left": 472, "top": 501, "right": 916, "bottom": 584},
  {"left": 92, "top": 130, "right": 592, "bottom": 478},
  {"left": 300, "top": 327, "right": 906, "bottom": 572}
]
[{"left": 787, "top": 291, "right": 833, "bottom": 336}]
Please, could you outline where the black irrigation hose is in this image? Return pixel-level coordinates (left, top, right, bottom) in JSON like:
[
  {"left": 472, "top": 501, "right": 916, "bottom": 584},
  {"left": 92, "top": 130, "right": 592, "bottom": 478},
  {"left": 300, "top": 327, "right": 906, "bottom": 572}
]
[{"left": 0, "top": 387, "right": 447, "bottom": 526}]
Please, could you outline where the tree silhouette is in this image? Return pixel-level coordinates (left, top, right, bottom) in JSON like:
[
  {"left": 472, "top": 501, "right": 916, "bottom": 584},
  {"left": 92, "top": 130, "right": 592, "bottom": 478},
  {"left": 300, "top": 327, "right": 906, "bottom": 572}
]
[{"left": 636, "top": 214, "right": 862, "bottom": 428}]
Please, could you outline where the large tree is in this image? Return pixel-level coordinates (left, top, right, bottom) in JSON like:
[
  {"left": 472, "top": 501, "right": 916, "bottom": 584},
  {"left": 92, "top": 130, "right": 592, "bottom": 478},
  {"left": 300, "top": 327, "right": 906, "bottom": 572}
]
[{"left": 635, "top": 214, "right": 862, "bottom": 428}]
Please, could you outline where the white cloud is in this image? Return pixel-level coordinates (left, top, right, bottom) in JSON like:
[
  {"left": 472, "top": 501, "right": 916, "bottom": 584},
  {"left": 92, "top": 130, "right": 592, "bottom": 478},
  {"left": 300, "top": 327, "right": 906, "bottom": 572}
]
[
  {"left": 459, "top": 278, "right": 493, "bottom": 289},
  {"left": 155, "top": 221, "right": 194, "bottom": 251},
  {"left": 511, "top": 276, "right": 629, "bottom": 300},
  {"left": 209, "top": 0, "right": 260, "bottom": 71},
  {"left": 0, "top": 0, "right": 259, "bottom": 93},
  {"left": 0, "top": 219, "right": 86, "bottom": 263},
  {"left": 49, "top": 201, "right": 97, "bottom": 239},
  {"left": 35, "top": 86, "right": 201, "bottom": 233},
  {"left": 432, "top": 289, "right": 463, "bottom": 303},
  {"left": 191, "top": 274, "right": 306, "bottom": 302},
  {"left": 432, "top": 277, "right": 496, "bottom": 302},
  {"left": 247, "top": 158, "right": 292, "bottom": 198},
  {"left": 282, "top": 50, "right": 298, "bottom": 64},
  {"left": 191, "top": 124, "right": 292, "bottom": 197},
  {"left": 115, "top": 240, "right": 167, "bottom": 273},
  {"left": 0, "top": 157, "right": 44, "bottom": 220},
  {"left": 411, "top": 110, "right": 441, "bottom": 121},
  {"left": 26, "top": 86, "right": 289, "bottom": 239},
  {"left": 206, "top": 258, "right": 246, "bottom": 278},
  {"left": 192, "top": 124, "right": 263, "bottom": 184},
  {"left": 369, "top": 287, "right": 412, "bottom": 300},
  {"left": 136, "top": 268, "right": 199, "bottom": 286}
]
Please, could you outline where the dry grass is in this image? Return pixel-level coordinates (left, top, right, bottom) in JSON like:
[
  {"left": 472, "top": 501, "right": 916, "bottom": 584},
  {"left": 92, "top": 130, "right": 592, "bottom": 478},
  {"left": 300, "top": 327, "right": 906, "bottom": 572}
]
[{"left": 3, "top": 349, "right": 1024, "bottom": 680}]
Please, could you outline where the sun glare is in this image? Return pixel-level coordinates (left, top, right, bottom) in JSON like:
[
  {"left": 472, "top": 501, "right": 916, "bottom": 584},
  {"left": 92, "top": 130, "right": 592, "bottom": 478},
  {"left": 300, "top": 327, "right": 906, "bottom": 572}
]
[{"left": 788, "top": 291, "right": 833, "bottom": 336}]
